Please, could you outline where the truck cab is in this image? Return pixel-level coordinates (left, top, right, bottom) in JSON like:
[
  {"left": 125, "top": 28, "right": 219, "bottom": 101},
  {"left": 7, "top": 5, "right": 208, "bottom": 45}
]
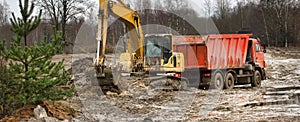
[{"left": 249, "top": 38, "right": 266, "bottom": 80}]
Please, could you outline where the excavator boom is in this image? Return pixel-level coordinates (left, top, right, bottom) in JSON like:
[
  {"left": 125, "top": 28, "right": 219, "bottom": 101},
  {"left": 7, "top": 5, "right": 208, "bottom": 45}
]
[{"left": 96, "top": 0, "right": 144, "bottom": 77}]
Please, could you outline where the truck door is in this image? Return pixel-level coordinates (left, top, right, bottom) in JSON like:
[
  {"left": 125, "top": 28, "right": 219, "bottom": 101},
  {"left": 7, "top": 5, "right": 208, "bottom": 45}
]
[{"left": 254, "top": 41, "right": 266, "bottom": 68}]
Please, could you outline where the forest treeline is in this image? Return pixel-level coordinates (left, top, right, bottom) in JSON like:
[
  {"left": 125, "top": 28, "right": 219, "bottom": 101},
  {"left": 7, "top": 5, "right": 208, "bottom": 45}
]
[{"left": 0, "top": 0, "right": 299, "bottom": 54}]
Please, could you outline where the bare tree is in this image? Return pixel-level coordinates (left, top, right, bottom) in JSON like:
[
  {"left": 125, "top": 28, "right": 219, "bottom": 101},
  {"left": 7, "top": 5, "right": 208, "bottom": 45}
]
[
  {"left": 215, "top": 0, "right": 231, "bottom": 19},
  {"left": 236, "top": 0, "right": 245, "bottom": 28},
  {"left": 214, "top": 0, "right": 232, "bottom": 33},
  {"left": 0, "top": 0, "right": 13, "bottom": 42},
  {"left": 203, "top": 0, "right": 214, "bottom": 34},
  {"left": 160, "top": 0, "right": 191, "bottom": 33},
  {"left": 35, "top": 0, "right": 94, "bottom": 48},
  {"left": 271, "top": 0, "right": 290, "bottom": 47},
  {"left": 259, "top": 0, "right": 292, "bottom": 47},
  {"left": 259, "top": 1, "right": 270, "bottom": 47},
  {"left": 203, "top": 0, "right": 213, "bottom": 17},
  {"left": 0, "top": 0, "right": 9, "bottom": 26}
]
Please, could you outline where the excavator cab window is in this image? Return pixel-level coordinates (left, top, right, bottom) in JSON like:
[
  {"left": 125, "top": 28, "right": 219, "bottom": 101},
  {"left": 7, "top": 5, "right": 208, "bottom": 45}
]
[
  {"left": 145, "top": 38, "right": 162, "bottom": 57},
  {"left": 144, "top": 35, "right": 172, "bottom": 65}
]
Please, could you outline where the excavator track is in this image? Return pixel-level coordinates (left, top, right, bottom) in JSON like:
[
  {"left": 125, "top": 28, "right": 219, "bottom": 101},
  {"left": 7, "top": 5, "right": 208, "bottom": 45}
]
[
  {"left": 148, "top": 76, "right": 188, "bottom": 91},
  {"left": 73, "top": 57, "right": 188, "bottom": 96},
  {"left": 104, "top": 68, "right": 188, "bottom": 93}
]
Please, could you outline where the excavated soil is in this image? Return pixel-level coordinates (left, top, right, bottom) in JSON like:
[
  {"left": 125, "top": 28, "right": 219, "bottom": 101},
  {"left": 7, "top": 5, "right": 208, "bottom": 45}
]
[{"left": 68, "top": 48, "right": 300, "bottom": 122}]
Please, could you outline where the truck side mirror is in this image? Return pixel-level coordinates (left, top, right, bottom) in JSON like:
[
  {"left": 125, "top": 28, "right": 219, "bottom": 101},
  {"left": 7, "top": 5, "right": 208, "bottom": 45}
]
[{"left": 263, "top": 45, "right": 267, "bottom": 53}]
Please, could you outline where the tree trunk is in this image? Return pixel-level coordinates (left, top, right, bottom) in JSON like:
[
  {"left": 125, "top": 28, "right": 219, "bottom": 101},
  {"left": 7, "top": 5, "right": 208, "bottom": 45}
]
[
  {"left": 62, "top": 0, "right": 67, "bottom": 51},
  {"left": 261, "top": 8, "right": 270, "bottom": 47},
  {"left": 285, "top": 2, "right": 288, "bottom": 48}
]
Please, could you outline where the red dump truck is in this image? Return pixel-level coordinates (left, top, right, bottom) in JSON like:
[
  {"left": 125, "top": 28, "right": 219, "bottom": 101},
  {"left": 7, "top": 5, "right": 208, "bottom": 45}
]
[{"left": 173, "top": 34, "right": 266, "bottom": 89}]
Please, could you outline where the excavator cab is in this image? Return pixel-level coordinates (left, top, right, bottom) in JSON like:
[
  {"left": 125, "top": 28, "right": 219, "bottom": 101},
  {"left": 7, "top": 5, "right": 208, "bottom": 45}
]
[{"left": 96, "top": 0, "right": 184, "bottom": 82}]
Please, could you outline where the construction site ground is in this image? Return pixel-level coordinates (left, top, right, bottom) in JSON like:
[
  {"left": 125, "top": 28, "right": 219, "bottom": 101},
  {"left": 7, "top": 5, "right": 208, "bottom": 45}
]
[{"left": 58, "top": 47, "right": 300, "bottom": 122}]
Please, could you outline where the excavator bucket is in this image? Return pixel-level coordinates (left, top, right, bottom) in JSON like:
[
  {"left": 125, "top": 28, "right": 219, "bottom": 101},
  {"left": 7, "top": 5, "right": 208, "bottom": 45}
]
[{"left": 96, "top": 66, "right": 105, "bottom": 78}]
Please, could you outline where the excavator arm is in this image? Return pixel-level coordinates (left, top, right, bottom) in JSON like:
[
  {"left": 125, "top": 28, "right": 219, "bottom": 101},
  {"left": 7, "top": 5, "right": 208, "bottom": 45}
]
[
  {"left": 95, "top": 0, "right": 144, "bottom": 77},
  {"left": 95, "top": 0, "right": 108, "bottom": 77}
]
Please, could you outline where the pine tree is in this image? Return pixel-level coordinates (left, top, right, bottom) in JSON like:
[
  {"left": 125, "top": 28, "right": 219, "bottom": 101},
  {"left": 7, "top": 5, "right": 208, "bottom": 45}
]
[
  {"left": 0, "top": 0, "right": 74, "bottom": 116},
  {"left": 10, "top": 0, "right": 42, "bottom": 46}
]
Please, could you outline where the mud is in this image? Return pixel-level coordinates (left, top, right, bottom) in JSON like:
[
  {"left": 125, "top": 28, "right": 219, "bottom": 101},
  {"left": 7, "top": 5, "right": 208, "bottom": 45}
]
[{"left": 68, "top": 48, "right": 300, "bottom": 121}]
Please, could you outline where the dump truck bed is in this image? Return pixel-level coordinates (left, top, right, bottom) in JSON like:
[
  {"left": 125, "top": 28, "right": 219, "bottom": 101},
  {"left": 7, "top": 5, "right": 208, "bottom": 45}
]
[{"left": 173, "top": 34, "right": 252, "bottom": 70}]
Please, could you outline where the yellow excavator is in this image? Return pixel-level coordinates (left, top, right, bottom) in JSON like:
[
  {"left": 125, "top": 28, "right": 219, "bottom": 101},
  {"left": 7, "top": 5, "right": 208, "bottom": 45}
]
[{"left": 95, "top": 0, "right": 187, "bottom": 89}]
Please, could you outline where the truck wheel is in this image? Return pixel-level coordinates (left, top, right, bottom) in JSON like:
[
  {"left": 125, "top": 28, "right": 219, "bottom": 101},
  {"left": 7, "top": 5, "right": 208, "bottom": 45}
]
[
  {"left": 225, "top": 73, "right": 235, "bottom": 90},
  {"left": 212, "top": 72, "right": 224, "bottom": 90},
  {"left": 251, "top": 70, "right": 262, "bottom": 87}
]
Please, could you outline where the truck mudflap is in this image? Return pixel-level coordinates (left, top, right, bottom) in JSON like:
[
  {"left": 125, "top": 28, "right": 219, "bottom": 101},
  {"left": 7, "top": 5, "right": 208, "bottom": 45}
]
[{"left": 262, "top": 68, "right": 266, "bottom": 80}]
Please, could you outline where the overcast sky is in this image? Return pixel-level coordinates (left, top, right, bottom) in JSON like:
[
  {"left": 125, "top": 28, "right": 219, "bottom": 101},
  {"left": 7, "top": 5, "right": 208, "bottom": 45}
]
[
  {"left": 4, "top": 0, "right": 20, "bottom": 17},
  {"left": 4, "top": 0, "right": 212, "bottom": 18}
]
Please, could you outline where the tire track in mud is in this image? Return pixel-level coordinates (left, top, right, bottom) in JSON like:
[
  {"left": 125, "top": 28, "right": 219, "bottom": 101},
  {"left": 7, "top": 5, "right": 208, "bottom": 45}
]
[
  {"left": 71, "top": 56, "right": 199, "bottom": 121},
  {"left": 184, "top": 52, "right": 300, "bottom": 121},
  {"left": 228, "top": 52, "right": 300, "bottom": 121}
]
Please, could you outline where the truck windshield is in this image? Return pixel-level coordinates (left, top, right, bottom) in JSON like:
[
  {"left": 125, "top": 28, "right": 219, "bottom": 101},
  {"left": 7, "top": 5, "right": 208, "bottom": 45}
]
[{"left": 255, "top": 44, "right": 261, "bottom": 52}]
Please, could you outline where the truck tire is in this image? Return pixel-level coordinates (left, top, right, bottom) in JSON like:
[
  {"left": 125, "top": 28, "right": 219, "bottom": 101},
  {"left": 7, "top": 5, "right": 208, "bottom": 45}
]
[
  {"left": 251, "top": 70, "right": 262, "bottom": 87},
  {"left": 211, "top": 72, "right": 224, "bottom": 90},
  {"left": 225, "top": 73, "right": 235, "bottom": 90}
]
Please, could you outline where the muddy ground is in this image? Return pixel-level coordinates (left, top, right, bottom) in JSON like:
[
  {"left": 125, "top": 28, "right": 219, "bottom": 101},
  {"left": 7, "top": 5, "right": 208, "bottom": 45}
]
[{"left": 66, "top": 48, "right": 300, "bottom": 122}]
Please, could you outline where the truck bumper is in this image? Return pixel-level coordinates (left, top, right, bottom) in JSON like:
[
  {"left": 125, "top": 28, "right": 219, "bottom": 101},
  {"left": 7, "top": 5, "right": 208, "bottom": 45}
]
[{"left": 199, "top": 77, "right": 211, "bottom": 86}]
